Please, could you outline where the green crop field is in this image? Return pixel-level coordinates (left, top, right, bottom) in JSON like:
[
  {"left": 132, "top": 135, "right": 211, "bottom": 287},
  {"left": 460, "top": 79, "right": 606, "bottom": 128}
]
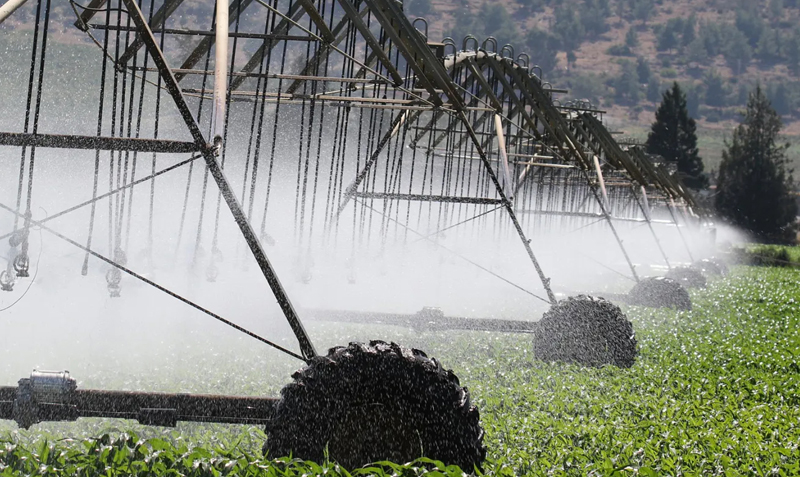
[{"left": 1, "top": 264, "right": 800, "bottom": 476}]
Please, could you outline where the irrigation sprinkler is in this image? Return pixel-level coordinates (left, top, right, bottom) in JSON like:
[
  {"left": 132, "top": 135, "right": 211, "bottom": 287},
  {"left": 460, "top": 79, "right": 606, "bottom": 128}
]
[{"left": 0, "top": 0, "right": 705, "bottom": 468}]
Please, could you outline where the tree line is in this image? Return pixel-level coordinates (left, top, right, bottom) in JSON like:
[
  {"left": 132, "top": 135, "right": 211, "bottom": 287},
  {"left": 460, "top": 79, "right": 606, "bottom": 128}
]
[{"left": 646, "top": 83, "right": 797, "bottom": 243}]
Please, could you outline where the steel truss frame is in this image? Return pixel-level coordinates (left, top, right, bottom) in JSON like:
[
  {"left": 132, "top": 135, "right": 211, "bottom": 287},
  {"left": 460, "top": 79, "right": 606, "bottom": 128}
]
[{"left": 0, "top": 0, "right": 699, "bottom": 364}]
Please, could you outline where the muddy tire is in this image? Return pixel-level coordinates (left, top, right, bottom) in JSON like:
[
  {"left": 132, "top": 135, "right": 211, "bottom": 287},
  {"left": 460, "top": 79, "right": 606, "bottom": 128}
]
[
  {"left": 665, "top": 266, "right": 707, "bottom": 288},
  {"left": 628, "top": 276, "right": 692, "bottom": 310},
  {"left": 263, "top": 341, "right": 486, "bottom": 471},
  {"left": 533, "top": 295, "right": 637, "bottom": 368}
]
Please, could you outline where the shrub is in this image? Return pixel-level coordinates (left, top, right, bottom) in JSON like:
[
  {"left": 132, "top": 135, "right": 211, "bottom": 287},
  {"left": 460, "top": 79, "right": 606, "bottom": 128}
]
[
  {"left": 607, "top": 44, "right": 633, "bottom": 56},
  {"left": 705, "top": 110, "right": 721, "bottom": 122},
  {"left": 660, "top": 67, "right": 678, "bottom": 78},
  {"left": 734, "top": 246, "right": 796, "bottom": 267}
]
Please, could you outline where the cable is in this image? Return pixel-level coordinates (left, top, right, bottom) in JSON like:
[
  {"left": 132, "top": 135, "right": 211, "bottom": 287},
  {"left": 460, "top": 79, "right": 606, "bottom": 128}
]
[
  {"left": 0, "top": 155, "right": 201, "bottom": 243},
  {"left": 353, "top": 198, "right": 550, "bottom": 304},
  {"left": 409, "top": 206, "right": 502, "bottom": 245},
  {"left": 258, "top": 0, "right": 288, "bottom": 237},
  {"left": 80, "top": 0, "right": 112, "bottom": 276},
  {"left": 0, "top": 202, "right": 305, "bottom": 362},
  {"left": 69, "top": 0, "right": 166, "bottom": 100},
  {"left": 13, "top": 0, "right": 43, "bottom": 233},
  {"left": 252, "top": 0, "right": 435, "bottom": 108}
]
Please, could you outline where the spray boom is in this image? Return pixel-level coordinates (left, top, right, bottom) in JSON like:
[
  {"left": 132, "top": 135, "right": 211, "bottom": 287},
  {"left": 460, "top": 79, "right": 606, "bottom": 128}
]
[{"left": 0, "top": 371, "right": 276, "bottom": 429}]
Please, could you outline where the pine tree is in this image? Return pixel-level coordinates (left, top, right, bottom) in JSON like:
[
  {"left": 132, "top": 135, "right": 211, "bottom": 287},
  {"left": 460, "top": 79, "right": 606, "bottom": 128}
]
[
  {"left": 525, "top": 28, "right": 559, "bottom": 74},
  {"left": 479, "top": 3, "right": 517, "bottom": 46},
  {"left": 554, "top": 5, "right": 584, "bottom": 56},
  {"left": 632, "top": 0, "right": 654, "bottom": 23},
  {"left": 687, "top": 37, "right": 709, "bottom": 63},
  {"left": 656, "top": 24, "right": 678, "bottom": 52},
  {"left": 625, "top": 27, "right": 638, "bottom": 48},
  {"left": 646, "top": 82, "right": 708, "bottom": 189},
  {"left": 724, "top": 29, "right": 752, "bottom": 74},
  {"left": 636, "top": 56, "right": 651, "bottom": 83},
  {"left": 681, "top": 14, "right": 697, "bottom": 49},
  {"left": 613, "top": 59, "right": 641, "bottom": 104},
  {"left": 703, "top": 70, "right": 726, "bottom": 107},
  {"left": 770, "top": 0, "right": 785, "bottom": 21},
  {"left": 755, "top": 29, "right": 782, "bottom": 64},
  {"left": 715, "top": 86, "right": 798, "bottom": 242},
  {"left": 646, "top": 77, "right": 661, "bottom": 102},
  {"left": 580, "top": 0, "right": 610, "bottom": 38}
]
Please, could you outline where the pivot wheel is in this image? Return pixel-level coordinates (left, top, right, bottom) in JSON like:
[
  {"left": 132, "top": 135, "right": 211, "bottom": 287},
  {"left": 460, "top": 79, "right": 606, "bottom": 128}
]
[
  {"left": 533, "top": 295, "right": 637, "bottom": 368},
  {"left": 692, "top": 258, "right": 728, "bottom": 276},
  {"left": 665, "top": 266, "right": 707, "bottom": 288},
  {"left": 628, "top": 276, "right": 692, "bottom": 310},
  {"left": 263, "top": 341, "right": 486, "bottom": 471}
]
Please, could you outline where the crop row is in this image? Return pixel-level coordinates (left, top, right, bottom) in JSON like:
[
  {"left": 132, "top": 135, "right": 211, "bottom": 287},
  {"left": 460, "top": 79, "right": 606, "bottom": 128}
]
[{"left": 1, "top": 265, "right": 799, "bottom": 475}]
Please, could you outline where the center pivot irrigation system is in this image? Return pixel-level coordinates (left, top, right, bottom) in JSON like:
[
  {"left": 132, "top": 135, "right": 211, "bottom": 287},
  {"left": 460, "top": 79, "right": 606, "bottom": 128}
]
[{"left": 0, "top": 0, "right": 716, "bottom": 469}]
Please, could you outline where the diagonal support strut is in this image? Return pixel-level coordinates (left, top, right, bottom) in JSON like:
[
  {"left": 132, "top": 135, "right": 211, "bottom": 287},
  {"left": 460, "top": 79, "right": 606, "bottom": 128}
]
[{"left": 120, "top": 0, "right": 317, "bottom": 361}]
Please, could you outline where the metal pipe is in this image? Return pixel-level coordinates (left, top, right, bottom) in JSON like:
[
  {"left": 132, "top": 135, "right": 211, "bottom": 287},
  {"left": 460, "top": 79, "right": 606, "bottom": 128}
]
[
  {"left": 119, "top": 0, "right": 318, "bottom": 360},
  {"left": 457, "top": 110, "right": 557, "bottom": 305},
  {"left": 592, "top": 154, "right": 609, "bottom": 210},
  {"left": 213, "top": 0, "right": 228, "bottom": 144},
  {"left": 0, "top": 375, "right": 276, "bottom": 429},
  {"left": 0, "top": 131, "right": 199, "bottom": 153},
  {"left": 494, "top": 114, "right": 513, "bottom": 198},
  {"left": 640, "top": 186, "right": 651, "bottom": 221},
  {"left": 668, "top": 197, "right": 695, "bottom": 262},
  {"left": 72, "top": 0, "right": 106, "bottom": 30},
  {"left": 0, "top": 0, "right": 30, "bottom": 24},
  {"left": 93, "top": 24, "right": 311, "bottom": 41},
  {"left": 354, "top": 191, "right": 503, "bottom": 205},
  {"left": 305, "top": 308, "right": 539, "bottom": 334},
  {"left": 631, "top": 185, "right": 671, "bottom": 270},
  {"left": 502, "top": 64, "right": 640, "bottom": 283},
  {"left": 117, "top": 0, "right": 188, "bottom": 65},
  {"left": 336, "top": 111, "right": 421, "bottom": 216}
]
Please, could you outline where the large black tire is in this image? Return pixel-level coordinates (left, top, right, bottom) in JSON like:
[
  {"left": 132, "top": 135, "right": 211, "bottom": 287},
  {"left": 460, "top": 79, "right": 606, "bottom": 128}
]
[
  {"left": 532, "top": 295, "right": 637, "bottom": 368},
  {"left": 665, "top": 266, "right": 707, "bottom": 288},
  {"left": 263, "top": 341, "right": 486, "bottom": 471},
  {"left": 628, "top": 276, "right": 692, "bottom": 310}
]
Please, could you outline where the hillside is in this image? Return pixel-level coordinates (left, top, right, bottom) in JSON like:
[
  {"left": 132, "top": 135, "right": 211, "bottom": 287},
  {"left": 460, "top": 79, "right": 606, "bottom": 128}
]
[
  {"left": 3, "top": 0, "right": 800, "bottom": 174},
  {"left": 408, "top": 0, "right": 800, "bottom": 173}
]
